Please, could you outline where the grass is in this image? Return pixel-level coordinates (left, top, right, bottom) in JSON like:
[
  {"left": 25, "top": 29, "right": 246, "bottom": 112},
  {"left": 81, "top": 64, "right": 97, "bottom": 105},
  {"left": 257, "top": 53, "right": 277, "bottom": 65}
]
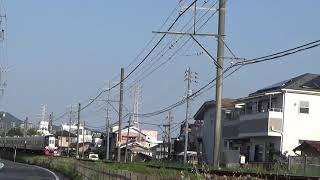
[
  {"left": 17, "top": 155, "right": 82, "bottom": 180},
  {"left": 13, "top": 155, "right": 320, "bottom": 179}
]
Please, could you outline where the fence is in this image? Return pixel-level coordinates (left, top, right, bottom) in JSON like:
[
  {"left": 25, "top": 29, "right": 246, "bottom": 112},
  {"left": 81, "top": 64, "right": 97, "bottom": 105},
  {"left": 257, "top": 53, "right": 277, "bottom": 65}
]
[
  {"left": 288, "top": 156, "right": 320, "bottom": 176},
  {"left": 74, "top": 161, "right": 166, "bottom": 180}
]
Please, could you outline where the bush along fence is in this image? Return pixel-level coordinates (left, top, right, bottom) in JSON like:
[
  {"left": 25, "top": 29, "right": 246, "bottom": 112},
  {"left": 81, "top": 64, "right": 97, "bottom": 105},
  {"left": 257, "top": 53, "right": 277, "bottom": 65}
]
[
  {"left": 288, "top": 155, "right": 320, "bottom": 176},
  {"left": 19, "top": 156, "right": 177, "bottom": 180}
]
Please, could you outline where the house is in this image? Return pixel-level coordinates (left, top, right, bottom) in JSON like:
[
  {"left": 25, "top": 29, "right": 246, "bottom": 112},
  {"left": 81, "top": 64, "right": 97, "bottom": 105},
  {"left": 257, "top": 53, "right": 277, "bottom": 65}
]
[
  {"left": 194, "top": 99, "right": 235, "bottom": 164},
  {"left": 293, "top": 140, "right": 320, "bottom": 156},
  {"left": 141, "top": 130, "right": 162, "bottom": 148},
  {"left": 194, "top": 73, "right": 320, "bottom": 164},
  {"left": 62, "top": 123, "right": 92, "bottom": 143},
  {"left": 55, "top": 130, "right": 77, "bottom": 151},
  {"left": 119, "top": 141, "right": 152, "bottom": 162}
]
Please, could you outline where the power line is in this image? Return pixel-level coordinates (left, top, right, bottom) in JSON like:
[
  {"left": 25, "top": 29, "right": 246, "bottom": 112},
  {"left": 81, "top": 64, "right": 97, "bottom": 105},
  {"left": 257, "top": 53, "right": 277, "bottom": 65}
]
[{"left": 131, "top": 39, "right": 320, "bottom": 118}]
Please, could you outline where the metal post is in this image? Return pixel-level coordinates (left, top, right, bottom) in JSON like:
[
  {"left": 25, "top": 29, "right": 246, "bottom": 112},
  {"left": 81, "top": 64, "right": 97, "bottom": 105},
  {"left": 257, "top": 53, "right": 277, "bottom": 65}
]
[
  {"left": 67, "top": 106, "right": 72, "bottom": 156},
  {"left": 213, "top": 0, "right": 226, "bottom": 168},
  {"left": 184, "top": 67, "right": 192, "bottom": 164},
  {"left": 117, "top": 68, "right": 124, "bottom": 162},
  {"left": 76, "top": 103, "right": 81, "bottom": 159}
]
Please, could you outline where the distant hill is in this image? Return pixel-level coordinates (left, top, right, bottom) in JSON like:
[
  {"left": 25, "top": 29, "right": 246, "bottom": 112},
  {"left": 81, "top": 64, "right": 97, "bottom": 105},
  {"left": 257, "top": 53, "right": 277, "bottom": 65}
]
[{"left": 0, "top": 112, "right": 24, "bottom": 133}]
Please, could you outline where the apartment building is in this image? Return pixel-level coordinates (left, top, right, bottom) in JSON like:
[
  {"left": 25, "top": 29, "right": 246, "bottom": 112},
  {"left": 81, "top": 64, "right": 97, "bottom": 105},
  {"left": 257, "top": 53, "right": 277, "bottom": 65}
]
[{"left": 194, "top": 73, "right": 320, "bottom": 163}]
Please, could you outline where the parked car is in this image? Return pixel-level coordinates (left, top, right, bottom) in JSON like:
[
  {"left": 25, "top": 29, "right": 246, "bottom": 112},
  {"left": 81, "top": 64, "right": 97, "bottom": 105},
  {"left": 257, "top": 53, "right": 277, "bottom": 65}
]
[{"left": 88, "top": 153, "right": 99, "bottom": 161}]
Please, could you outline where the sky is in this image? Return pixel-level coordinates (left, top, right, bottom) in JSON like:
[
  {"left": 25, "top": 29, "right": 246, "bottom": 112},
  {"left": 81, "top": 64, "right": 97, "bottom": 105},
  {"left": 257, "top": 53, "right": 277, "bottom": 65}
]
[{"left": 2, "top": 0, "right": 320, "bottom": 136}]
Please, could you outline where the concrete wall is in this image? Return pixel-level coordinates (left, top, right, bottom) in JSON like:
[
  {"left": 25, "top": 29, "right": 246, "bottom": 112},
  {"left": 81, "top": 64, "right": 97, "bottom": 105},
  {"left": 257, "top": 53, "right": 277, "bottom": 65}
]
[
  {"left": 202, "top": 107, "right": 215, "bottom": 164},
  {"left": 282, "top": 91, "right": 320, "bottom": 155}
]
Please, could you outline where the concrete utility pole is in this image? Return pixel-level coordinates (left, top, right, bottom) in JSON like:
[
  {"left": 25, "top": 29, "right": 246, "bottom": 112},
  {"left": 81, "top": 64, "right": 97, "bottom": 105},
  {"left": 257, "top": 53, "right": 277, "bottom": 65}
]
[
  {"left": 117, "top": 68, "right": 124, "bottom": 162},
  {"left": 49, "top": 112, "right": 53, "bottom": 134},
  {"left": 184, "top": 67, "right": 192, "bottom": 164},
  {"left": 24, "top": 117, "right": 28, "bottom": 137},
  {"left": 76, "top": 103, "right": 81, "bottom": 159},
  {"left": 82, "top": 120, "right": 85, "bottom": 158},
  {"left": 106, "top": 116, "right": 110, "bottom": 160},
  {"left": 105, "top": 81, "right": 111, "bottom": 161},
  {"left": 67, "top": 106, "right": 72, "bottom": 156},
  {"left": 167, "top": 110, "right": 173, "bottom": 158},
  {"left": 124, "top": 117, "right": 131, "bottom": 163},
  {"left": 213, "top": 0, "right": 226, "bottom": 168}
]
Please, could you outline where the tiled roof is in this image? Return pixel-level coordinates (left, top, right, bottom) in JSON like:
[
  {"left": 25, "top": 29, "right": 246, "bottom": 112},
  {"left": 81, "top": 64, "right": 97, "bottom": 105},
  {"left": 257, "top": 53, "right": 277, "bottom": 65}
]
[
  {"left": 250, "top": 73, "right": 320, "bottom": 96},
  {"left": 293, "top": 140, "right": 320, "bottom": 153}
]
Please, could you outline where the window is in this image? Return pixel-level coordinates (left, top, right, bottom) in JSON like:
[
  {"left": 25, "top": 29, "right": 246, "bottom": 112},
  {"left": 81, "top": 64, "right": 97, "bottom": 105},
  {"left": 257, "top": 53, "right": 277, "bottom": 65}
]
[{"left": 299, "top": 101, "right": 309, "bottom": 114}]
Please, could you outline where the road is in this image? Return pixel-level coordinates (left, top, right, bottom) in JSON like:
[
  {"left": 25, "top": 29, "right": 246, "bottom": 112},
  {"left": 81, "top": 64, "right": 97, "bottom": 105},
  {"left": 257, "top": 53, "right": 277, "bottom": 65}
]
[{"left": 0, "top": 159, "right": 69, "bottom": 180}]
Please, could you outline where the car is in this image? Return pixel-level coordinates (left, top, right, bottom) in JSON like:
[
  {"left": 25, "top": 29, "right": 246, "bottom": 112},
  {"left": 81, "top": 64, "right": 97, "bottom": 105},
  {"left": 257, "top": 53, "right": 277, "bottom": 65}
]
[{"left": 88, "top": 153, "right": 99, "bottom": 161}]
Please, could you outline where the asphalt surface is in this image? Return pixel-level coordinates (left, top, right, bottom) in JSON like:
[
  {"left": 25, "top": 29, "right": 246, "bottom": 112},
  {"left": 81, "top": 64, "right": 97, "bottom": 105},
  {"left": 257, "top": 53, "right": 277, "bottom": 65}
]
[{"left": 0, "top": 159, "right": 69, "bottom": 180}]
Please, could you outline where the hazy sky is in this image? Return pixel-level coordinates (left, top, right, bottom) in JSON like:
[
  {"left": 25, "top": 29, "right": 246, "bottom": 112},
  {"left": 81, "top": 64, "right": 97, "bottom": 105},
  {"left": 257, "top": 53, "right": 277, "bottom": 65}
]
[{"left": 2, "top": 0, "right": 320, "bottom": 135}]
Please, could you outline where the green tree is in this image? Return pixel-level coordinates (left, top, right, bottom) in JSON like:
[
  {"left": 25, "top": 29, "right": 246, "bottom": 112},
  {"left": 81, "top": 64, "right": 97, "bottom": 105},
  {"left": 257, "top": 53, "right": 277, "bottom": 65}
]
[
  {"left": 27, "top": 128, "right": 40, "bottom": 136},
  {"left": 7, "top": 127, "right": 23, "bottom": 137}
]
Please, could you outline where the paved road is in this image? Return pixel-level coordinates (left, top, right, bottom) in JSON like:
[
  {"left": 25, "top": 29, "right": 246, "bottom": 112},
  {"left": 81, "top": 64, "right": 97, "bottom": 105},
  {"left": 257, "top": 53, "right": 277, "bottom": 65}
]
[{"left": 0, "top": 159, "right": 68, "bottom": 180}]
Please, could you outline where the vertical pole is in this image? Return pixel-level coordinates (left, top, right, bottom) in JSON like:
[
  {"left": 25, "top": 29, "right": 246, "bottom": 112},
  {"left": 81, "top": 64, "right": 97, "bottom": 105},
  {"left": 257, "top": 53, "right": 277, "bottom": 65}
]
[
  {"left": 82, "top": 121, "right": 85, "bottom": 158},
  {"left": 24, "top": 117, "right": 28, "bottom": 137},
  {"left": 49, "top": 112, "right": 53, "bottom": 134},
  {"left": 168, "top": 110, "right": 172, "bottom": 159},
  {"left": 124, "top": 118, "right": 131, "bottom": 162},
  {"left": 68, "top": 106, "right": 72, "bottom": 156},
  {"left": 184, "top": 67, "right": 192, "bottom": 164},
  {"left": 106, "top": 81, "right": 111, "bottom": 161},
  {"left": 213, "top": 0, "right": 226, "bottom": 168},
  {"left": 106, "top": 116, "right": 110, "bottom": 160},
  {"left": 76, "top": 103, "right": 81, "bottom": 159},
  {"left": 117, "top": 68, "right": 124, "bottom": 162}
]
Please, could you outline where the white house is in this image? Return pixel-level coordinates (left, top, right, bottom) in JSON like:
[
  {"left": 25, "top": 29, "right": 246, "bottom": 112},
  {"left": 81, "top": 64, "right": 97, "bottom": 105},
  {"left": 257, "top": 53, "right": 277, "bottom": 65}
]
[
  {"left": 194, "top": 73, "right": 320, "bottom": 164},
  {"left": 141, "top": 130, "right": 162, "bottom": 148},
  {"left": 62, "top": 123, "right": 92, "bottom": 143},
  {"left": 37, "top": 120, "right": 50, "bottom": 135}
]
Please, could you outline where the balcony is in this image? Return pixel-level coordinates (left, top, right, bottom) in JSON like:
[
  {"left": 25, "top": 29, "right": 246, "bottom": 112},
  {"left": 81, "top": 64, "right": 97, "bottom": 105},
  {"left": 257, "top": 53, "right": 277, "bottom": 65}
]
[{"left": 238, "top": 109, "right": 283, "bottom": 137}]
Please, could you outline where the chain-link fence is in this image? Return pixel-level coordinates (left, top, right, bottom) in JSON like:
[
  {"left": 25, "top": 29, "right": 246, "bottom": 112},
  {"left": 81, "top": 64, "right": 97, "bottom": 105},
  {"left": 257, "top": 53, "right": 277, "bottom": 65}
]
[{"left": 288, "top": 156, "right": 320, "bottom": 176}]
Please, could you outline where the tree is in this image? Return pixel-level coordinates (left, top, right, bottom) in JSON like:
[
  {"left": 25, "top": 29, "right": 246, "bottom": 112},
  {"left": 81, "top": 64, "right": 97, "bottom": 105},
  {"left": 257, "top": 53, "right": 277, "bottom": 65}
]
[
  {"left": 7, "top": 127, "right": 23, "bottom": 137},
  {"left": 27, "top": 128, "right": 40, "bottom": 136}
]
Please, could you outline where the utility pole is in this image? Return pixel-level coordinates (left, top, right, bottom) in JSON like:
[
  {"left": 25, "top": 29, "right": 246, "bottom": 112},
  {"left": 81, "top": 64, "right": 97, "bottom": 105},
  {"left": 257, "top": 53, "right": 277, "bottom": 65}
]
[
  {"left": 24, "top": 117, "right": 28, "bottom": 137},
  {"left": 124, "top": 117, "right": 131, "bottom": 163},
  {"left": 106, "top": 81, "right": 110, "bottom": 161},
  {"left": 67, "top": 106, "right": 72, "bottom": 156},
  {"left": 213, "top": 0, "right": 226, "bottom": 168},
  {"left": 167, "top": 110, "right": 173, "bottom": 158},
  {"left": 184, "top": 67, "right": 192, "bottom": 164},
  {"left": 106, "top": 116, "right": 110, "bottom": 160},
  {"left": 82, "top": 120, "right": 85, "bottom": 158},
  {"left": 117, "top": 68, "right": 124, "bottom": 162},
  {"left": 49, "top": 112, "right": 53, "bottom": 134},
  {"left": 76, "top": 103, "right": 81, "bottom": 159}
]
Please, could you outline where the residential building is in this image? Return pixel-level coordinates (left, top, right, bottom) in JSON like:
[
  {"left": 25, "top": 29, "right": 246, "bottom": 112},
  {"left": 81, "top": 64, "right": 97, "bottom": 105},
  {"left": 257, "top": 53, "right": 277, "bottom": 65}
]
[
  {"left": 194, "top": 73, "right": 320, "bottom": 164},
  {"left": 55, "top": 130, "right": 77, "bottom": 150},
  {"left": 37, "top": 120, "right": 50, "bottom": 135},
  {"left": 62, "top": 123, "right": 92, "bottom": 143},
  {"left": 141, "top": 130, "right": 162, "bottom": 148}
]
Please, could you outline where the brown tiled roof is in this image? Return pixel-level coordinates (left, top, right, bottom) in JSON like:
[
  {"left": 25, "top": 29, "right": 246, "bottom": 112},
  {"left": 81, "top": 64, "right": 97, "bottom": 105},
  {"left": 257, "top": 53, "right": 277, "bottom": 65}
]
[{"left": 293, "top": 140, "right": 320, "bottom": 152}]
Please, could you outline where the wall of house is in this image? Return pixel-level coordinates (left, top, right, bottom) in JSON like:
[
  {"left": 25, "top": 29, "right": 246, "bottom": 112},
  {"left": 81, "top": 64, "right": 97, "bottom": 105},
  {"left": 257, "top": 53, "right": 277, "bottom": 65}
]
[
  {"left": 282, "top": 92, "right": 320, "bottom": 155},
  {"left": 202, "top": 107, "right": 215, "bottom": 164}
]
